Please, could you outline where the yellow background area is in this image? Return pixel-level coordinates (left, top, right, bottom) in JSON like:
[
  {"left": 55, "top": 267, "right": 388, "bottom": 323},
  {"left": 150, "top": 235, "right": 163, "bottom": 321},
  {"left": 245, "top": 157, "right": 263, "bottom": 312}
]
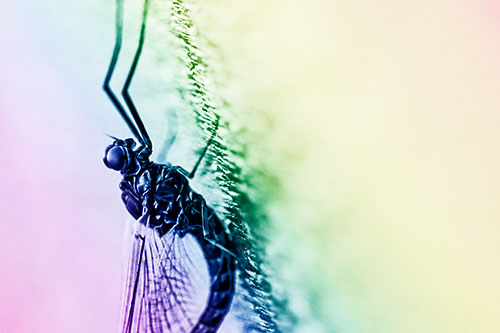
[{"left": 196, "top": 0, "right": 500, "bottom": 331}]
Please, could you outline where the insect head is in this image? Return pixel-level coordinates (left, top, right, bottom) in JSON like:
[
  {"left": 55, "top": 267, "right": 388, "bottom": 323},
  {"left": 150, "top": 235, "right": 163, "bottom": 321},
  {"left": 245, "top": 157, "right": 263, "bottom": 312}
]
[{"left": 103, "top": 138, "right": 141, "bottom": 174}]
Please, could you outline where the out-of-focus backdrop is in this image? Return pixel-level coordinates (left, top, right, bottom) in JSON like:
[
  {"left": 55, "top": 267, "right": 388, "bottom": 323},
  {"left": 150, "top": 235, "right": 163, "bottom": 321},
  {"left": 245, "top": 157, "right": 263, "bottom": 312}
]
[{"left": 1, "top": 0, "right": 500, "bottom": 332}]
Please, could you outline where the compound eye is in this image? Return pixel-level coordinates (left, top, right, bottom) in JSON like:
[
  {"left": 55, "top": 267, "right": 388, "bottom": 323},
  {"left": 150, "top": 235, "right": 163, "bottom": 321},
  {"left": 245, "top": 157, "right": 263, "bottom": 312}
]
[{"left": 104, "top": 146, "right": 128, "bottom": 171}]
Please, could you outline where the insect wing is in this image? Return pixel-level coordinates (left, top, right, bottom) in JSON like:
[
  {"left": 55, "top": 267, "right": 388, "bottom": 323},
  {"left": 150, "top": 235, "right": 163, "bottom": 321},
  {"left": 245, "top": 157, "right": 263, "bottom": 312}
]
[{"left": 121, "top": 217, "right": 210, "bottom": 332}]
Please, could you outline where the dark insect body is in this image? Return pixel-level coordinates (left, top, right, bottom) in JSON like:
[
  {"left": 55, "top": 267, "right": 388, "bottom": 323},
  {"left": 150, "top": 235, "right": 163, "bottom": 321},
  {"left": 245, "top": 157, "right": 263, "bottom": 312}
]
[
  {"left": 101, "top": 0, "right": 236, "bottom": 331},
  {"left": 104, "top": 139, "right": 236, "bottom": 332}
]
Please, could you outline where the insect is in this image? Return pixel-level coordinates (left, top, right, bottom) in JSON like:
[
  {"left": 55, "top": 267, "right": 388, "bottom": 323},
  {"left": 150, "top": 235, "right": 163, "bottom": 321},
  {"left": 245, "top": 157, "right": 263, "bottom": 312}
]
[{"left": 101, "top": 0, "right": 236, "bottom": 331}]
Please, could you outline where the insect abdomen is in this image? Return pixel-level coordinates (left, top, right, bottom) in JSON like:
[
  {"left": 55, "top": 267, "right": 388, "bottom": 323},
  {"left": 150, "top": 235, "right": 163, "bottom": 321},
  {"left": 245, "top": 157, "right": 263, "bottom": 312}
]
[
  {"left": 192, "top": 238, "right": 236, "bottom": 332},
  {"left": 186, "top": 197, "right": 236, "bottom": 332}
]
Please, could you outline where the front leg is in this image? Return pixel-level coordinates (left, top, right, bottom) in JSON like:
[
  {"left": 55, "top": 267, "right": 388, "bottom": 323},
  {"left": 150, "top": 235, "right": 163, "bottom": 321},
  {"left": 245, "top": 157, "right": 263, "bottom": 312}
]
[{"left": 136, "top": 144, "right": 152, "bottom": 161}]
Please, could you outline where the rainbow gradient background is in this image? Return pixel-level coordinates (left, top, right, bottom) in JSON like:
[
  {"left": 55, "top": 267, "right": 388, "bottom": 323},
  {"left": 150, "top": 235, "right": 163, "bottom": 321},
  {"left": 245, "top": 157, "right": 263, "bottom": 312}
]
[{"left": 1, "top": 0, "right": 500, "bottom": 332}]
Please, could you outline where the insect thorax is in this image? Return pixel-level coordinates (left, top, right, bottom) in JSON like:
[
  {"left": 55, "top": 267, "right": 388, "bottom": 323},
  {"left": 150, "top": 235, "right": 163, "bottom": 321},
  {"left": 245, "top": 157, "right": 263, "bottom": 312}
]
[{"left": 119, "top": 163, "right": 200, "bottom": 235}]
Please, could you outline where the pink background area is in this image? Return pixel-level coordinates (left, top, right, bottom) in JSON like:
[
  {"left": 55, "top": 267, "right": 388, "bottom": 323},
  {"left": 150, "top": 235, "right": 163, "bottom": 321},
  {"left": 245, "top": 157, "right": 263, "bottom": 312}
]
[{"left": 0, "top": 3, "right": 126, "bottom": 332}]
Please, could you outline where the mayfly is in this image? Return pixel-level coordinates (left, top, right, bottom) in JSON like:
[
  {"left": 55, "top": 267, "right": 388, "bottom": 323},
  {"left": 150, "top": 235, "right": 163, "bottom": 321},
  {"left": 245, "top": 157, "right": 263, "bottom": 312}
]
[{"left": 102, "top": 0, "right": 236, "bottom": 331}]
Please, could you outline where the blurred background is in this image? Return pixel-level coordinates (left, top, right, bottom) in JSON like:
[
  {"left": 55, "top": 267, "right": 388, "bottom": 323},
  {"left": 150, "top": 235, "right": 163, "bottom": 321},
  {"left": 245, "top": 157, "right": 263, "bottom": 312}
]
[{"left": 1, "top": 0, "right": 500, "bottom": 332}]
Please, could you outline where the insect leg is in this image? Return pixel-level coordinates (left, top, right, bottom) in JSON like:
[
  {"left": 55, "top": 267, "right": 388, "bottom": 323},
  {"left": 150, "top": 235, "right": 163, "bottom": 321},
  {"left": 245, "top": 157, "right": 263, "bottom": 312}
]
[
  {"left": 103, "top": 0, "right": 143, "bottom": 145},
  {"left": 200, "top": 199, "right": 237, "bottom": 260},
  {"left": 186, "top": 115, "right": 220, "bottom": 179},
  {"left": 121, "top": 0, "right": 152, "bottom": 150},
  {"left": 157, "top": 109, "right": 178, "bottom": 163},
  {"left": 124, "top": 234, "right": 146, "bottom": 333}
]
